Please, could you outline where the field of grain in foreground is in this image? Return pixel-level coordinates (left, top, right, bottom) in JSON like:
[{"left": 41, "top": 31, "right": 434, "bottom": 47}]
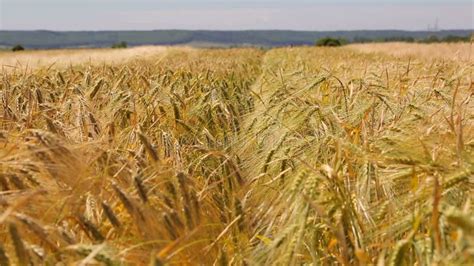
[{"left": 0, "top": 44, "right": 473, "bottom": 265}]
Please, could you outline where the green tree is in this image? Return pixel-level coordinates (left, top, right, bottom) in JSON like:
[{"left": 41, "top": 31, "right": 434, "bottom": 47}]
[
  {"left": 316, "top": 37, "right": 346, "bottom": 47},
  {"left": 11, "top": 44, "right": 25, "bottom": 52},
  {"left": 111, "top": 41, "right": 128, "bottom": 49}
]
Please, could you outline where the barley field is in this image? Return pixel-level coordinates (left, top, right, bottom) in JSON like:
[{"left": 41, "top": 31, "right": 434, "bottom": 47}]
[{"left": 0, "top": 44, "right": 473, "bottom": 265}]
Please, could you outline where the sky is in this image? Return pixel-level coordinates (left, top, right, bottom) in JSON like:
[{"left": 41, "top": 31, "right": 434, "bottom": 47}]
[{"left": 0, "top": 0, "right": 472, "bottom": 31}]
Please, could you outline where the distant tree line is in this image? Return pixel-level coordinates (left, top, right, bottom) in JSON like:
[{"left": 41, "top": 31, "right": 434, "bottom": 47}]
[
  {"left": 315, "top": 34, "right": 472, "bottom": 47},
  {"left": 351, "top": 34, "right": 472, "bottom": 44}
]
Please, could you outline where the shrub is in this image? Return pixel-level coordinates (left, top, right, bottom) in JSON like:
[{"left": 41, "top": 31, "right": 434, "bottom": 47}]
[
  {"left": 316, "top": 37, "right": 346, "bottom": 47},
  {"left": 111, "top": 41, "right": 128, "bottom": 49},
  {"left": 11, "top": 44, "right": 25, "bottom": 52}
]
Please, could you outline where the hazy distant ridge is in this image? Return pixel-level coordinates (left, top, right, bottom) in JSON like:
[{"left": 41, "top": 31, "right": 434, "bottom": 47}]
[{"left": 0, "top": 30, "right": 471, "bottom": 48}]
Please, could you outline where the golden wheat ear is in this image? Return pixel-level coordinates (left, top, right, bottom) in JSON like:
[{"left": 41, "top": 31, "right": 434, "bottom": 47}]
[{"left": 9, "top": 223, "right": 31, "bottom": 266}]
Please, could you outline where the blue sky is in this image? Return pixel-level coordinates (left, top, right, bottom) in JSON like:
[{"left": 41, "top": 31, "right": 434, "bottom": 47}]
[{"left": 0, "top": 0, "right": 472, "bottom": 30}]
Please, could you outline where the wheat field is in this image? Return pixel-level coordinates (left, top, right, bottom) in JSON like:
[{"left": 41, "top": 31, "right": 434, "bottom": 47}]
[
  {"left": 349, "top": 42, "right": 474, "bottom": 62},
  {"left": 0, "top": 44, "right": 473, "bottom": 265},
  {"left": 0, "top": 46, "right": 172, "bottom": 72}
]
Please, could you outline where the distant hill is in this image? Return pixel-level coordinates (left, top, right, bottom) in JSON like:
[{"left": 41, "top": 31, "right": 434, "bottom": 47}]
[{"left": 0, "top": 30, "right": 471, "bottom": 49}]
